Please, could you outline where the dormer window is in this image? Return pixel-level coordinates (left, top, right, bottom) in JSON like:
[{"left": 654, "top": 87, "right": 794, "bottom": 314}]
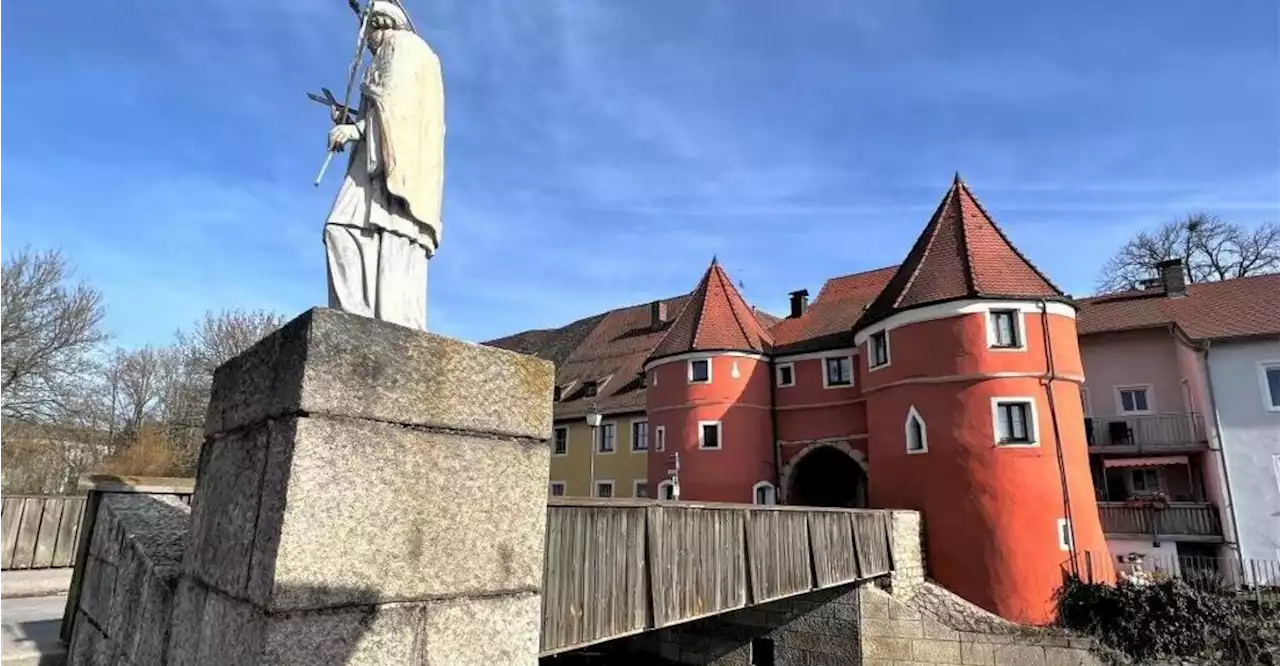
[
  {"left": 582, "top": 380, "right": 598, "bottom": 398},
  {"left": 553, "top": 385, "right": 563, "bottom": 402}
]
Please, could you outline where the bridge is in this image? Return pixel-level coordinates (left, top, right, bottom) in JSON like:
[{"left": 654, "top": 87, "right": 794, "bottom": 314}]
[{"left": 3, "top": 476, "right": 902, "bottom": 660}]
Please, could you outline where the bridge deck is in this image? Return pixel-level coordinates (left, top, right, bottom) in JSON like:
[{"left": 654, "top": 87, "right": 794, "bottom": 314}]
[{"left": 540, "top": 499, "right": 896, "bottom": 656}]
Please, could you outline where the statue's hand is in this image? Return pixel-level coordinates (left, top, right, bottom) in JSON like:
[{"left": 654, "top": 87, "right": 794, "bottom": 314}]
[{"left": 327, "top": 124, "right": 361, "bottom": 152}]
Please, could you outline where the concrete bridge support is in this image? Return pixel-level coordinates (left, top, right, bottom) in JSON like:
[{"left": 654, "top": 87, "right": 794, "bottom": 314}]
[{"left": 167, "top": 308, "right": 555, "bottom": 665}]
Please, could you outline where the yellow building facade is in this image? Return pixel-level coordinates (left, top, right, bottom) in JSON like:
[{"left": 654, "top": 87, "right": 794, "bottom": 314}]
[{"left": 548, "top": 410, "right": 651, "bottom": 498}]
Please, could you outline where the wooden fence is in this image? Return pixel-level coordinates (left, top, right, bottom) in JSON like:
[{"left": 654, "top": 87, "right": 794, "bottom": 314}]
[
  {"left": 539, "top": 498, "right": 896, "bottom": 656},
  {"left": 1, "top": 495, "right": 87, "bottom": 570}
]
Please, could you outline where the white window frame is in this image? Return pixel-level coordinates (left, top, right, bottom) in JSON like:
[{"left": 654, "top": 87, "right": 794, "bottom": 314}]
[
  {"left": 634, "top": 480, "right": 650, "bottom": 498},
  {"left": 688, "top": 358, "right": 712, "bottom": 384},
  {"left": 752, "top": 481, "right": 777, "bottom": 505},
  {"left": 905, "top": 406, "right": 928, "bottom": 454},
  {"left": 654, "top": 425, "right": 666, "bottom": 452},
  {"left": 596, "top": 421, "right": 617, "bottom": 454},
  {"left": 991, "top": 397, "right": 1040, "bottom": 447},
  {"left": 549, "top": 481, "right": 566, "bottom": 497},
  {"left": 1057, "top": 518, "right": 1073, "bottom": 552},
  {"left": 987, "top": 308, "right": 1027, "bottom": 351},
  {"left": 1114, "top": 384, "right": 1155, "bottom": 415},
  {"left": 821, "top": 355, "right": 855, "bottom": 389},
  {"left": 658, "top": 480, "right": 675, "bottom": 500},
  {"left": 552, "top": 426, "right": 569, "bottom": 457},
  {"left": 1258, "top": 360, "right": 1280, "bottom": 413},
  {"left": 630, "top": 419, "right": 649, "bottom": 453},
  {"left": 868, "top": 330, "right": 891, "bottom": 371},
  {"left": 698, "top": 420, "right": 723, "bottom": 450},
  {"left": 594, "top": 479, "right": 615, "bottom": 498},
  {"left": 775, "top": 362, "right": 796, "bottom": 388}
]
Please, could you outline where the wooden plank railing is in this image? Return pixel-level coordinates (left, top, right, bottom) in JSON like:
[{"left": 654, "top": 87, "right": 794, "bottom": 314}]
[
  {"left": 1, "top": 495, "right": 87, "bottom": 571},
  {"left": 45, "top": 482, "right": 896, "bottom": 656},
  {"left": 1097, "top": 501, "right": 1223, "bottom": 539},
  {"left": 539, "top": 499, "right": 896, "bottom": 656}
]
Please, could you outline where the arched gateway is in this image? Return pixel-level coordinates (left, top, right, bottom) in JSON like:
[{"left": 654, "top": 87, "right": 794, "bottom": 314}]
[{"left": 780, "top": 441, "right": 868, "bottom": 508}]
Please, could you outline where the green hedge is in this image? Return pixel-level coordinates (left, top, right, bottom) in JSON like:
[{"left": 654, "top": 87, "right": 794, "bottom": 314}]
[{"left": 1056, "top": 575, "right": 1280, "bottom": 665}]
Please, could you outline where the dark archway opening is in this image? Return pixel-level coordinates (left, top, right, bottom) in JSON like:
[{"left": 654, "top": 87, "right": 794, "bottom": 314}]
[{"left": 787, "top": 447, "right": 868, "bottom": 508}]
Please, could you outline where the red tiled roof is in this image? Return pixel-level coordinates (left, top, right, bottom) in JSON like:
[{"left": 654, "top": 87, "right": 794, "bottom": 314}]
[
  {"left": 1076, "top": 273, "right": 1280, "bottom": 341},
  {"left": 770, "top": 266, "right": 899, "bottom": 355},
  {"left": 854, "top": 176, "right": 1066, "bottom": 332},
  {"left": 648, "top": 258, "right": 774, "bottom": 362}
]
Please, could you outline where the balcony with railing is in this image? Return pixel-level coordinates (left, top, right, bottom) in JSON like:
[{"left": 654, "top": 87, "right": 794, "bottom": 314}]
[
  {"left": 1096, "top": 501, "right": 1224, "bottom": 542},
  {"left": 1085, "top": 412, "right": 1208, "bottom": 454}
]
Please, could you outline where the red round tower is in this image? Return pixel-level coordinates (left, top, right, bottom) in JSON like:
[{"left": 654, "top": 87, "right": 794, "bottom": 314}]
[
  {"left": 854, "top": 177, "right": 1109, "bottom": 624},
  {"left": 643, "top": 258, "right": 776, "bottom": 503}
]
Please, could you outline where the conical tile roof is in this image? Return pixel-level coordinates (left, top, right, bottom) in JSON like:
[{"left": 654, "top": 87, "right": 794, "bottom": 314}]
[
  {"left": 854, "top": 175, "right": 1067, "bottom": 332},
  {"left": 648, "top": 257, "right": 773, "bottom": 362}
]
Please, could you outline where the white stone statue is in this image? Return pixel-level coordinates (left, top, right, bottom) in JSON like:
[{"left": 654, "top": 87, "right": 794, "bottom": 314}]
[{"left": 323, "top": 0, "right": 444, "bottom": 331}]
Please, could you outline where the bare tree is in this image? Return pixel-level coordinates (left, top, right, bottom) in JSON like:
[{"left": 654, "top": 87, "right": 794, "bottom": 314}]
[
  {"left": 2, "top": 248, "right": 109, "bottom": 422},
  {"left": 162, "top": 309, "right": 286, "bottom": 471},
  {"left": 1097, "top": 215, "right": 1280, "bottom": 293}
]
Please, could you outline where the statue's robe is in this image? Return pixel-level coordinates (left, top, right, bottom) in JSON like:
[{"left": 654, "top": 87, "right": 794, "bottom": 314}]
[{"left": 324, "top": 29, "right": 444, "bottom": 331}]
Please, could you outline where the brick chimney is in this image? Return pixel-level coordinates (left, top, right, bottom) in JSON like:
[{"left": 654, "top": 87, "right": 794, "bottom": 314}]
[
  {"left": 788, "top": 289, "right": 810, "bottom": 318},
  {"left": 1156, "top": 259, "right": 1187, "bottom": 297},
  {"left": 650, "top": 300, "right": 669, "bottom": 330}
]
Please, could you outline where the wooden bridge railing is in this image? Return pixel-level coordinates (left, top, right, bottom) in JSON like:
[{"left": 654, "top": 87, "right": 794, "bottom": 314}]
[{"left": 539, "top": 498, "right": 897, "bottom": 656}]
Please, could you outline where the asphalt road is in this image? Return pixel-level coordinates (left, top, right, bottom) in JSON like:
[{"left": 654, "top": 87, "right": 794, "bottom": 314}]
[{"left": 1, "top": 594, "right": 66, "bottom": 666}]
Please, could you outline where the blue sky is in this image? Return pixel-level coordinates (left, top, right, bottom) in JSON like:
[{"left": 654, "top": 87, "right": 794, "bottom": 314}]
[{"left": 4, "top": 0, "right": 1278, "bottom": 348}]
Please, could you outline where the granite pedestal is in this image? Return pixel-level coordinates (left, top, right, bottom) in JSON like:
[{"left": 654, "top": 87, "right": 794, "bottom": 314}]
[{"left": 168, "top": 308, "right": 554, "bottom": 665}]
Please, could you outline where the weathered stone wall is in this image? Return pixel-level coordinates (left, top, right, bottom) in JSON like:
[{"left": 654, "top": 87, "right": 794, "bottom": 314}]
[
  {"left": 68, "top": 493, "right": 190, "bottom": 665},
  {"left": 618, "top": 580, "right": 1101, "bottom": 666},
  {"left": 860, "top": 583, "right": 1100, "bottom": 666},
  {"left": 65, "top": 308, "right": 556, "bottom": 666}
]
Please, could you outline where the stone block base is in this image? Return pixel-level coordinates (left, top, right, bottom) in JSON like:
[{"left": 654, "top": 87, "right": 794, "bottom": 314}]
[{"left": 168, "top": 579, "right": 540, "bottom": 666}]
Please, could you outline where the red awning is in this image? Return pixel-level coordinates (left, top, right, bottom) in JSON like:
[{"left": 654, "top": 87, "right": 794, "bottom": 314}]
[{"left": 1103, "top": 456, "right": 1189, "bottom": 469}]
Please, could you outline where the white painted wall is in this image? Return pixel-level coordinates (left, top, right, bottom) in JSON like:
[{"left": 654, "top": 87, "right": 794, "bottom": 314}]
[
  {"left": 1106, "top": 538, "right": 1183, "bottom": 576},
  {"left": 1206, "top": 337, "right": 1280, "bottom": 566}
]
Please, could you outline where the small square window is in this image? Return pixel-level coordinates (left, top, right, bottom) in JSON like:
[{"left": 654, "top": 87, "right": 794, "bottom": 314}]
[
  {"left": 990, "top": 310, "right": 1021, "bottom": 348},
  {"left": 634, "top": 482, "right": 649, "bottom": 498},
  {"left": 597, "top": 423, "right": 616, "bottom": 453},
  {"left": 595, "top": 481, "right": 614, "bottom": 498},
  {"left": 869, "top": 331, "right": 890, "bottom": 368},
  {"left": 1057, "top": 518, "right": 1073, "bottom": 552},
  {"left": 699, "top": 422, "right": 722, "bottom": 449},
  {"left": 776, "top": 363, "right": 795, "bottom": 387},
  {"left": 1262, "top": 363, "right": 1280, "bottom": 412},
  {"left": 582, "top": 381, "right": 598, "bottom": 398},
  {"left": 654, "top": 426, "right": 666, "bottom": 452},
  {"left": 553, "top": 427, "right": 568, "bottom": 456},
  {"left": 549, "top": 482, "right": 566, "bottom": 497},
  {"left": 995, "top": 400, "right": 1036, "bottom": 445},
  {"left": 824, "top": 356, "right": 853, "bottom": 387},
  {"left": 689, "top": 359, "right": 711, "bottom": 383},
  {"left": 631, "top": 421, "right": 649, "bottom": 452},
  {"left": 1117, "top": 387, "right": 1151, "bottom": 414}
]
